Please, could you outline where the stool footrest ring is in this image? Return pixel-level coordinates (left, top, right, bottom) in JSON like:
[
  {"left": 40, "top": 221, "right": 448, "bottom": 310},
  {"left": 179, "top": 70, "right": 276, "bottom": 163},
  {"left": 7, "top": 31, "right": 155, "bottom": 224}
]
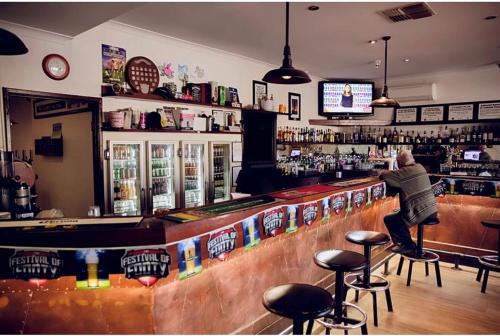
[
  {"left": 315, "top": 302, "right": 367, "bottom": 330},
  {"left": 479, "top": 255, "right": 500, "bottom": 269},
  {"left": 344, "top": 274, "right": 390, "bottom": 292}
]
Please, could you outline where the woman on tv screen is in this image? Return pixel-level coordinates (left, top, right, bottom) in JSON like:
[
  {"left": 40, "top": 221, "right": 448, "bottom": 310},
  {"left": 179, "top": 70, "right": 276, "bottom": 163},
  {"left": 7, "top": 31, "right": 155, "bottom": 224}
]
[{"left": 340, "top": 84, "right": 354, "bottom": 108}]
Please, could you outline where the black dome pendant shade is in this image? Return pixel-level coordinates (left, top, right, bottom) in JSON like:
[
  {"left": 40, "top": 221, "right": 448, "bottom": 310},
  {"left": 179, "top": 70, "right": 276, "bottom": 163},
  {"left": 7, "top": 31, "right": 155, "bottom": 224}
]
[
  {"left": 262, "top": 2, "right": 311, "bottom": 84},
  {"left": 370, "top": 36, "right": 399, "bottom": 108},
  {"left": 0, "top": 28, "right": 28, "bottom": 55}
]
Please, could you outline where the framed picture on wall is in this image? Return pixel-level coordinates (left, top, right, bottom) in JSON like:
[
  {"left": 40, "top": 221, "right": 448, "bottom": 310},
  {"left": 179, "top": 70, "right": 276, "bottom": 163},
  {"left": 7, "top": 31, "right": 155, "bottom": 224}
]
[
  {"left": 288, "top": 93, "right": 301, "bottom": 121},
  {"left": 232, "top": 165, "right": 242, "bottom": 187},
  {"left": 252, "top": 80, "right": 267, "bottom": 106}
]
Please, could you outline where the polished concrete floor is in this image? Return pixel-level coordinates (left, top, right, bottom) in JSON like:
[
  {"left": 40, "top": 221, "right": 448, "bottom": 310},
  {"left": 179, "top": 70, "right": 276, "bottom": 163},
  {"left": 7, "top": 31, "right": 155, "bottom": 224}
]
[{"left": 311, "top": 257, "right": 500, "bottom": 334}]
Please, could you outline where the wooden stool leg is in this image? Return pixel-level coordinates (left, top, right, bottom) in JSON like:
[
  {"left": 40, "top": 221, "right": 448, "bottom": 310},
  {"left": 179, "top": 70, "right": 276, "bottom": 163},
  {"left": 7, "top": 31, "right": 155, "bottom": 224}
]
[
  {"left": 371, "top": 291, "right": 378, "bottom": 327},
  {"left": 306, "top": 319, "right": 314, "bottom": 335},
  {"left": 425, "top": 262, "right": 429, "bottom": 276},
  {"left": 476, "top": 266, "right": 483, "bottom": 282},
  {"left": 481, "top": 269, "right": 490, "bottom": 293},
  {"left": 406, "top": 260, "right": 414, "bottom": 286},
  {"left": 396, "top": 256, "right": 404, "bottom": 276},
  {"left": 434, "top": 260, "right": 442, "bottom": 287},
  {"left": 293, "top": 318, "right": 304, "bottom": 335},
  {"left": 385, "top": 288, "right": 394, "bottom": 312}
]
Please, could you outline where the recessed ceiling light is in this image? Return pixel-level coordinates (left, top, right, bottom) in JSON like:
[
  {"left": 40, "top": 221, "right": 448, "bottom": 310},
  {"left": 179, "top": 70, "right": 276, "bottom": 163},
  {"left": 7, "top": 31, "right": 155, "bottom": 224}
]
[
  {"left": 369, "top": 40, "right": 377, "bottom": 44},
  {"left": 403, "top": 58, "right": 410, "bottom": 62},
  {"left": 308, "top": 5, "right": 320, "bottom": 11}
]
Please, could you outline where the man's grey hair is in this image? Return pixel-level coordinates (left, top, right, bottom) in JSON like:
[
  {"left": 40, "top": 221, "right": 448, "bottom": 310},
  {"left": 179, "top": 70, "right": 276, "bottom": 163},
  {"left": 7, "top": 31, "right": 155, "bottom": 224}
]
[{"left": 397, "top": 149, "right": 416, "bottom": 167}]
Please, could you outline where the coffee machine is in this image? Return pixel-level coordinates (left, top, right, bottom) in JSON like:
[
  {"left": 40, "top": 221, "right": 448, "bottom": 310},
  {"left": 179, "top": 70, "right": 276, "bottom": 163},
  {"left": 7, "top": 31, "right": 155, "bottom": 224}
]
[{"left": 0, "top": 150, "right": 35, "bottom": 219}]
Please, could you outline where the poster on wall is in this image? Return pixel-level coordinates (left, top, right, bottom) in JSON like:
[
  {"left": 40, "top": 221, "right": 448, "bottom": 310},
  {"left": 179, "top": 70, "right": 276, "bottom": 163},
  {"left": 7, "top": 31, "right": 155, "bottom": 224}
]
[
  {"left": 102, "top": 44, "right": 126, "bottom": 85},
  {"left": 421, "top": 106, "right": 444, "bottom": 122},
  {"left": 178, "top": 237, "right": 202, "bottom": 280},
  {"left": 262, "top": 207, "right": 284, "bottom": 237},
  {"left": 448, "top": 104, "right": 474, "bottom": 121},
  {"left": 478, "top": 102, "right": 500, "bottom": 120},
  {"left": 242, "top": 215, "right": 260, "bottom": 250},
  {"left": 286, "top": 205, "right": 299, "bottom": 233},
  {"left": 332, "top": 193, "right": 345, "bottom": 215},
  {"left": 321, "top": 196, "right": 332, "bottom": 224},
  {"left": 9, "top": 249, "right": 63, "bottom": 284},
  {"left": 207, "top": 227, "right": 237, "bottom": 261},
  {"left": 121, "top": 247, "right": 171, "bottom": 286},
  {"left": 302, "top": 201, "right": 318, "bottom": 225},
  {"left": 75, "top": 249, "right": 110, "bottom": 290},
  {"left": 395, "top": 107, "right": 417, "bottom": 123}
]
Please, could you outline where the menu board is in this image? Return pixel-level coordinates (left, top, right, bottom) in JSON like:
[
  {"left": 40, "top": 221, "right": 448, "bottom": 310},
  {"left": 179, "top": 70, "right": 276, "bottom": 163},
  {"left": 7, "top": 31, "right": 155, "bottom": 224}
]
[
  {"left": 448, "top": 104, "right": 473, "bottom": 121},
  {"left": 395, "top": 107, "right": 417, "bottom": 123},
  {"left": 421, "top": 106, "right": 444, "bottom": 122},
  {"left": 478, "top": 102, "right": 500, "bottom": 120}
]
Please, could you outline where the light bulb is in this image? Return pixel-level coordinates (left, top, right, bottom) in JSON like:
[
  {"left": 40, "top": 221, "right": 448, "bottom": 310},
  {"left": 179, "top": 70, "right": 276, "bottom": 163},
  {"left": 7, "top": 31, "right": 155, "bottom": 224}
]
[{"left": 282, "top": 75, "right": 292, "bottom": 80}]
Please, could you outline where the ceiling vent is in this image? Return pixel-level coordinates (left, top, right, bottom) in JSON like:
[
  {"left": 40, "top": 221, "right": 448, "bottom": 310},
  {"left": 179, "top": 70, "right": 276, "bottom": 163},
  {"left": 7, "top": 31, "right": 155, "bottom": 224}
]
[{"left": 380, "top": 2, "right": 436, "bottom": 23}]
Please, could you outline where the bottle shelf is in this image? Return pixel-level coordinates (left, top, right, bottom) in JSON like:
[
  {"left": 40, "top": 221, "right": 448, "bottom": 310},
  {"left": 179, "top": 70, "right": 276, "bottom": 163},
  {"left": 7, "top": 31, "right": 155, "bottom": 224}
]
[{"left": 277, "top": 141, "right": 500, "bottom": 146}]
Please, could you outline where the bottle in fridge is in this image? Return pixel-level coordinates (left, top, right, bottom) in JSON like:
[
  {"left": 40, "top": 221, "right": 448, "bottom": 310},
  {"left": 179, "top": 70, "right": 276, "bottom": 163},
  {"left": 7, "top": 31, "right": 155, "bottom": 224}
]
[
  {"left": 182, "top": 142, "right": 206, "bottom": 208},
  {"left": 210, "top": 142, "right": 231, "bottom": 203},
  {"left": 148, "top": 142, "right": 177, "bottom": 213},
  {"left": 109, "top": 142, "right": 143, "bottom": 215}
]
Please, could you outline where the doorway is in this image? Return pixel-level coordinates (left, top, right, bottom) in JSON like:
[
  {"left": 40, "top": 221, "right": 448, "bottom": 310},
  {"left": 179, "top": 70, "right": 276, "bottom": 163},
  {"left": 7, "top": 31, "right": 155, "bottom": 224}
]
[{"left": 2, "top": 88, "right": 103, "bottom": 217}]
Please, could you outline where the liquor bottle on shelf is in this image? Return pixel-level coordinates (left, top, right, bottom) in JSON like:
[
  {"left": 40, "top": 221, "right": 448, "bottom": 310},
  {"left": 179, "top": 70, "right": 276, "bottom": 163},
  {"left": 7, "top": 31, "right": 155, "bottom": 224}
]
[
  {"left": 482, "top": 126, "right": 488, "bottom": 144},
  {"left": 449, "top": 128, "right": 455, "bottom": 144},
  {"left": 460, "top": 128, "right": 466, "bottom": 143},
  {"left": 422, "top": 131, "right": 428, "bottom": 144},
  {"left": 471, "top": 126, "right": 477, "bottom": 143}
]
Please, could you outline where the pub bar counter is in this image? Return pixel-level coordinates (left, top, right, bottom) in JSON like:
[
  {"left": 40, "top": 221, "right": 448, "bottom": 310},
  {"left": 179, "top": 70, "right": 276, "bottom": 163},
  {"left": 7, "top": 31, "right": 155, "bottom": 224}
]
[{"left": 0, "top": 176, "right": 498, "bottom": 334}]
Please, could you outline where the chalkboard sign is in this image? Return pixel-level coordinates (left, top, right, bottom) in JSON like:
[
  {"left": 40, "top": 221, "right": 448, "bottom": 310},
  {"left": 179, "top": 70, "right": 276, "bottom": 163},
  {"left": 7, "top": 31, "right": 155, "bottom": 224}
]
[{"left": 431, "top": 180, "right": 447, "bottom": 197}]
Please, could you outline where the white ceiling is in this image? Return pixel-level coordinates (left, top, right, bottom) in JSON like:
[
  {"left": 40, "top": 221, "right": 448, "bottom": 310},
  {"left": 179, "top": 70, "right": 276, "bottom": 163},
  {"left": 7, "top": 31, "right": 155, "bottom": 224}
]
[{"left": 1, "top": 2, "right": 499, "bottom": 80}]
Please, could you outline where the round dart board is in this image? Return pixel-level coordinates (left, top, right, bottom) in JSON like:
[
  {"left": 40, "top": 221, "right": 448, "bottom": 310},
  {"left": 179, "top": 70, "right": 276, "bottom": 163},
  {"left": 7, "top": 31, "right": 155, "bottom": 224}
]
[{"left": 125, "top": 56, "right": 159, "bottom": 94}]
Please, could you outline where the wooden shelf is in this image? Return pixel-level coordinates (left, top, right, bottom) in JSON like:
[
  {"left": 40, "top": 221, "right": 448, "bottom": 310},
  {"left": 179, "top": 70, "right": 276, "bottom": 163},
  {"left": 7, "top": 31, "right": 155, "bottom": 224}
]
[
  {"left": 309, "top": 119, "right": 392, "bottom": 126},
  {"left": 102, "top": 127, "right": 241, "bottom": 135},
  {"left": 102, "top": 86, "right": 242, "bottom": 111}
]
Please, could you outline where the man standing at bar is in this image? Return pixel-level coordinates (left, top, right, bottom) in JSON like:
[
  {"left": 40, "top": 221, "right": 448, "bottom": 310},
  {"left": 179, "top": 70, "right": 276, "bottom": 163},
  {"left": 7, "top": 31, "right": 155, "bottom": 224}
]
[{"left": 380, "top": 150, "right": 438, "bottom": 255}]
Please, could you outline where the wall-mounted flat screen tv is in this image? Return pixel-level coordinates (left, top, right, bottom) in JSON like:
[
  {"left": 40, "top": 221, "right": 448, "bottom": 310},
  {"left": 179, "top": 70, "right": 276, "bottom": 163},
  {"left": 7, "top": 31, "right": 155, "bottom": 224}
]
[{"left": 318, "top": 81, "right": 374, "bottom": 117}]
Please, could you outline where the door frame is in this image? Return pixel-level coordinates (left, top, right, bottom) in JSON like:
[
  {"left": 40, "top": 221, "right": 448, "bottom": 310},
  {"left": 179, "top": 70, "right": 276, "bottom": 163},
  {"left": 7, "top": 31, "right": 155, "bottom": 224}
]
[{"left": 2, "top": 87, "right": 104, "bottom": 210}]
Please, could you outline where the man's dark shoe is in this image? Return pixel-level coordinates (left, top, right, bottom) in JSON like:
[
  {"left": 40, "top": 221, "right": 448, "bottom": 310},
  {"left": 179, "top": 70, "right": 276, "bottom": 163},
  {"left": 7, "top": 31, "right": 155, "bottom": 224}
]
[
  {"left": 399, "top": 245, "right": 417, "bottom": 256},
  {"left": 390, "top": 243, "right": 403, "bottom": 253}
]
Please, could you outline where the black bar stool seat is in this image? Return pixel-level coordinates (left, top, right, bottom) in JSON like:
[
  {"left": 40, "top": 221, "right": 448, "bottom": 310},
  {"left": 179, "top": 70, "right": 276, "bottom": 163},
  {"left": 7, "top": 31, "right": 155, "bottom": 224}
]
[
  {"left": 344, "top": 230, "right": 393, "bottom": 327},
  {"left": 476, "top": 219, "right": 500, "bottom": 293},
  {"left": 314, "top": 250, "right": 369, "bottom": 335},
  {"left": 262, "top": 283, "right": 334, "bottom": 335},
  {"left": 396, "top": 216, "right": 443, "bottom": 287}
]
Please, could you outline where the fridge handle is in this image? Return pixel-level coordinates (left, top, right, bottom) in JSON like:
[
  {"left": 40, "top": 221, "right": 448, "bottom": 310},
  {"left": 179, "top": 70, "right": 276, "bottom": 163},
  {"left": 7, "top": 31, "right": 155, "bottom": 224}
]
[
  {"left": 148, "top": 187, "right": 153, "bottom": 214},
  {"left": 141, "top": 188, "right": 146, "bottom": 215}
]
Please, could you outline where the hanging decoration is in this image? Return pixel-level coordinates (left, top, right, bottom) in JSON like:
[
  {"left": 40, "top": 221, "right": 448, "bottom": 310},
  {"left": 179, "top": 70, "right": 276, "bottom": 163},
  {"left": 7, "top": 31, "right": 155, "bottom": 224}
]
[
  {"left": 242, "top": 215, "right": 261, "bottom": 250},
  {"left": 332, "top": 193, "right": 346, "bottom": 215},
  {"left": 9, "top": 249, "right": 62, "bottom": 285},
  {"left": 286, "top": 205, "right": 299, "bottom": 233},
  {"left": 178, "top": 237, "right": 202, "bottom": 280},
  {"left": 75, "top": 249, "right": 110, "bottom": 290},
  {"left": 207, "top": 226, "right": 237, "bottom": 261},
  {"left": 372, "top": 183, "right": 384, "bottom": 201},
  {"left": 353, "top": 189, "right": 366, "bottom": 208},
  {"left": 303, "top": 201, "right": 318, "bottom": 225},
  {"left": 262, "top": 207, "right": 284, "bottom": 237},
  {"left": 121, "top": 247, "right": 171, "bottom": 287},
  {"left": 321, "top": 196, "right": 332, "bottom": 224}
]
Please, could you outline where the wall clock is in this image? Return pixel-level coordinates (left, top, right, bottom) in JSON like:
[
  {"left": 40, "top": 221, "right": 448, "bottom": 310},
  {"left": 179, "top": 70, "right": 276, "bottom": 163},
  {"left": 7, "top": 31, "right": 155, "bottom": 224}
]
[{"left": 42, "top": 54, "right": 70, "bottom": 80}]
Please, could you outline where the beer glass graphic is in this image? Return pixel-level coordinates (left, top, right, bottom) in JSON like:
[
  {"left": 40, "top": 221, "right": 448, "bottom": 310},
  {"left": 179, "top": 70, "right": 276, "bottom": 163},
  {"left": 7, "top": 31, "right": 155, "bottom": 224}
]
[
  {"left": 184, "top": 240, "right": 196, "bottom": 275},
  {"left": 367, "top": 187, "right": 372, "bottom": 204},
  {"left": 450, "top": 179, "right": 455, "bottom": 194},
  {"left": 85, "top": 249, "right": 99, "bottom": 288},
  {"left": 289, "top": 206, "right": 296, "bottom": 231},
  {"left": 248, "top": 218, "right": 255, "bottom": 245}
]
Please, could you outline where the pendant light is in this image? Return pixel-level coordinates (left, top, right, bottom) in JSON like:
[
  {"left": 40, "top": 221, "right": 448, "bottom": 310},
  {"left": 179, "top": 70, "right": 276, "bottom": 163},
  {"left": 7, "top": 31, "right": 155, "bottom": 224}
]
[
  {"left": 0, "top": 28, "right": 28, "bottom": 55},
  {"left": 262, "top": 2, "right": 311, "bottom": 84},
  {"left": 370, "top": 36, "right": 399, "bottom": 108}
]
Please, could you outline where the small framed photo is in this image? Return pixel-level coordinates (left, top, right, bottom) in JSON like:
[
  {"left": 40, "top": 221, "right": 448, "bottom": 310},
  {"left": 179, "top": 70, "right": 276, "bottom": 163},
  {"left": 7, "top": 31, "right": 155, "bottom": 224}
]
[
  {"left": 288, "top": 92, "right": 301, "bottom": 121},
  {"left": 252, "top": 80, "right": 267, "bottom": 106}
]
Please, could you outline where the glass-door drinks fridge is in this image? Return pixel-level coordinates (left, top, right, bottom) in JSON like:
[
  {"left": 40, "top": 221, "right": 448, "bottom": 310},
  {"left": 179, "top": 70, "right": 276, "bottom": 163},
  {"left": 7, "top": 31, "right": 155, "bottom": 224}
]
[
  {"left": 210, "top": 142, "right": 231, "bottom": 203},
  {"left": 148, "top": 142, "right": 177, "bottom": 212},
  {"left": 109, "top": 141, "right": 144, "bottom": 215},
  {"left": 181, "top": 142, "right": 206, "bottom": 208}
]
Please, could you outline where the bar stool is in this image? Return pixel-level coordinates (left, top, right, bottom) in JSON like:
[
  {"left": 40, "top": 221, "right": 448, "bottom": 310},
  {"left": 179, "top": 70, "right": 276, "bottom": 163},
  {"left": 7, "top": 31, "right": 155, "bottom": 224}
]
[
  {"left": 262, "top": 283, "right": 334, "bottom": 335},
  {"left": 396, "top": 217, "right": 442, "bottom": 287},
  {"left": 314, "top": 249, "right": 369, "bottom": 335},
  {"left": 475, "top": 219, "right": 500, "bottom": 293},
  {"left": 343, "top": 231, "right": 393, "bottom": 327}
]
